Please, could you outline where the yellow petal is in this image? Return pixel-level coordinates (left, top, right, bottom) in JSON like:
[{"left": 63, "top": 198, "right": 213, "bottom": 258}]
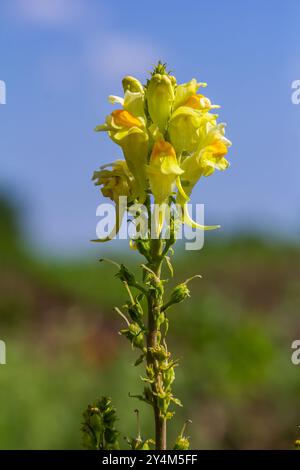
[
  {"left": 161, "top": 156, "right": 184, "bottom": 175},
  {"left": 109, "top": 95, "right": 124, "bottom": 106},
  {"left": 174, "top": 79, "right": 207, "bottom": 110},
  {"left": 206, "top": 140, "right": 229, "bottom": 157}
]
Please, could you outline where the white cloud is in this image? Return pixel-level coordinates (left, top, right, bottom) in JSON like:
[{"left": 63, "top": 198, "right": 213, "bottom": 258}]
[
  {"left": 6, "top": 1, "right": 167, "bottom": 91},
  {"left": 9, "top": 0, "right": 86, "bottom": 26}
]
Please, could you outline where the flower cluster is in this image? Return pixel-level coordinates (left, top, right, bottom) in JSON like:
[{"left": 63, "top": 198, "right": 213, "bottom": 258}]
[
  {"left": 81, "top": 397, "right": 119, "bottom": 450},
  {"left": 94, "top": 62, "right": 231, "bottom": 239}
]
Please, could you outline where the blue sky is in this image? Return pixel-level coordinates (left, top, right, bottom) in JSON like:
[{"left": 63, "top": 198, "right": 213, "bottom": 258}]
[{"left": 0, "top": 0, "right": 299, "bottom": 254}]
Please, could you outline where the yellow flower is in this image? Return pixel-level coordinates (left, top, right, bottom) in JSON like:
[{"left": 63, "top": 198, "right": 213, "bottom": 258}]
[
  {"left": 184, "top": 93, "right": 220, "bottom": 111},
  {"left": 177, "top": 122, "right": 231, "bottom": 204},
  {"left": 95, "top": 98, "right": 148, "bottom": 202},
  {"left": 93, "top": 65, "right": 232, "bottom": 237},
  {"left": 146, "top": 140, "right": 183, "bottom": 204},
  {"left": 168, "top": 106, "right": 206, "bottom": 154},
  {"left": 147, "top": 73, "right": 175, "bottom": 132},
  {"left": 168, "top": 79, "right": 219, "bottom": 154},
  {"left": 92, "top": 160, "right": 132, "bottom": 242},
  {"left": 199, "top": 139, "right": 230, "bottom": 176},
  {"left": 197, "top": 122, "right": 231, "bottom": 175},
  {"left": 173, "top": 120, "right": 231, "bottom": 231},
  {"left": 173, "top": 78, "right": 207, "bottom": 110},
  {"left": 168, "top": 85, "right": 221, "bottom": 155},
  {"left": 110, "top": 109, "right": 142, "bottom": 129},
  {"left": 92, "top": 159, "right": 135, "bottom": 203},
  {"left": 109, "top": 86, "right": 146, "bottom": 121}
]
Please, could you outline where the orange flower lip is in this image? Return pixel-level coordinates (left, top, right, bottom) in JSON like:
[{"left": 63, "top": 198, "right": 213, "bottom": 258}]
[
  {"left": 206, "top": 140, "right": 228, "bottom": 157},
  {"left": 112, "top": 109, "right": 142, "bottom": 129},
  {"left": 151, "top": 140, "right": 176, "bottom": 160},
  {"left": 184, "top": 94, "right": 210, "bottom": 110}
]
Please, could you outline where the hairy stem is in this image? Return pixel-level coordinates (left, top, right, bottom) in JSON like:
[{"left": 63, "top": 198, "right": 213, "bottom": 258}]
[{"left": 146, "top": 237, "right": 166, "bottom": 450}]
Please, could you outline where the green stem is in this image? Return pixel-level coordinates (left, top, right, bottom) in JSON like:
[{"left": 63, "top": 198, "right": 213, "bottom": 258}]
[{"left": 146, "top": 236, "right": 166, "bottom": 450}]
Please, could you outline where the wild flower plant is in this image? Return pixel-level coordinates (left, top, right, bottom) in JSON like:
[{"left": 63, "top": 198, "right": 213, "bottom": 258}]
[{"left": 82, "top": 62, "right": 231, "bottom": 450}]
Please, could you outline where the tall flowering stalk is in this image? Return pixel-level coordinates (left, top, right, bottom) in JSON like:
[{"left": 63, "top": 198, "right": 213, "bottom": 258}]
[{"left": 82, "top": 63, "right": 231, "bottom": 450}]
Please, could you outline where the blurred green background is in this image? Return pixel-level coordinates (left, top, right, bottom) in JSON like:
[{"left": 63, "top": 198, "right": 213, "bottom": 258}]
[{"left": 1, "top": 194, "right": 299, "bottom": 450}]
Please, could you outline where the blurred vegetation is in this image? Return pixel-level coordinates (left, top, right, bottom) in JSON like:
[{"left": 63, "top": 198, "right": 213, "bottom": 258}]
[{"left": 0, "top": 194, "right": 300, "bottom": 449}]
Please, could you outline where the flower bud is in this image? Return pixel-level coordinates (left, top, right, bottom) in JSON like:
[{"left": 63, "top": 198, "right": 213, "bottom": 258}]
[
  {"left": 127, "top": 301, "right": 144, "bottom": 328},
  {"left": 149, "top": 344, "right": 169, "bottom": 361},
  {"left": 163, "top": 366, "right": 175, "bottom": 389},
  {"left": 120, "top": 323, "right": 144, "bottom": 350},
  {"left": 170, "top": 283, "right": 190, "bottom": 305},
  {"left": 122, "top": 75, "right": 144, "bottom": 94},
  {"left": 147, "top": 73, "right": 175, "bottom": 132},
  {"left": 115, "top": 264, "right": 136, "bottom": 285},
  {"left": 81, "top": 397, "right": 119, "bottom": 450}
]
